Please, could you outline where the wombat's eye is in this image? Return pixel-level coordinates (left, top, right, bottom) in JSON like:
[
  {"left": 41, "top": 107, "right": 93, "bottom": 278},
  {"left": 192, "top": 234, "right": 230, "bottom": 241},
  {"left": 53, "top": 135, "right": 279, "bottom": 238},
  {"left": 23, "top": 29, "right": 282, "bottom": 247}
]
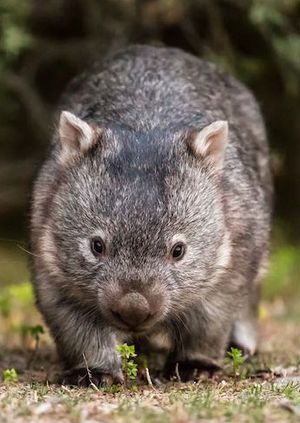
[
  {"left": 90, "top": 237, "right": 105, "bottom": 256},
  {"left": 170, "top": 242, "right": 186, "bottom": 261}
]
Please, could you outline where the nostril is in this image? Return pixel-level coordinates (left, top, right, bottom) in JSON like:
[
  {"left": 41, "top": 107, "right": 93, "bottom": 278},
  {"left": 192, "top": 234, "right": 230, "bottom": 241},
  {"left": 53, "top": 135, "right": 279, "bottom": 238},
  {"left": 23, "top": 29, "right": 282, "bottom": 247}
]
[
  {"left": 143, "top": 312, "right": 151, "bottom": 323},
  {"left": 111, "top": 310, "right": 125, "bottom": 324}
]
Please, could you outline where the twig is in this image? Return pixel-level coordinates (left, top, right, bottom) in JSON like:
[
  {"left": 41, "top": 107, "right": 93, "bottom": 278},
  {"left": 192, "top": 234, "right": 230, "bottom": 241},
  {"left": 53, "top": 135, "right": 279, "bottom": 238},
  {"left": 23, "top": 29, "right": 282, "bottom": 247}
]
[
  {"left": 82, "top": 353, "right": 99, "bottom": 391},
  {"left": 175, "top": 362, "right": 181, "bottom": 383},
  {"left": 26, "top": 335, "right": 39, "bottom": 369},
  {"left": 145, "top": 367, "right": 155, "bottom": 390}
]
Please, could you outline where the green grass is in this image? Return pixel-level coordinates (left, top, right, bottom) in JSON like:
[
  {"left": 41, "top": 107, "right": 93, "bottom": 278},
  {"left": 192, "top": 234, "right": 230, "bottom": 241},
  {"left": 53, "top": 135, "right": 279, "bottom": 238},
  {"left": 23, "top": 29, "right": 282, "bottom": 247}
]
[
  {"left": 263, "top": 244, "right": 300, "bottom": 301},
  {"left": 1, "top": 378, "right": 300, "bottom": 423}
]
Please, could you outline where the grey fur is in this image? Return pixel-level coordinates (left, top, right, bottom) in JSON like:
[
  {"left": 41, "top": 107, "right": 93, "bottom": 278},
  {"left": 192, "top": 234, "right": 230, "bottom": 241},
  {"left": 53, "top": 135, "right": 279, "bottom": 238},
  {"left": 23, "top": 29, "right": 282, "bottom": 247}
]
[{"left": 30, "top": 45, "right": 272, "bottom": 384}]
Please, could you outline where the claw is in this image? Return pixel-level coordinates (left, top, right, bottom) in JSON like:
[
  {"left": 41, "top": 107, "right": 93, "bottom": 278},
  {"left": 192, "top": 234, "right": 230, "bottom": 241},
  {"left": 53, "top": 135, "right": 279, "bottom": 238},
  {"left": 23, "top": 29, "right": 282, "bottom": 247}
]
[{"left": 59, "top": 367, "right": 124, "bottom": 387}]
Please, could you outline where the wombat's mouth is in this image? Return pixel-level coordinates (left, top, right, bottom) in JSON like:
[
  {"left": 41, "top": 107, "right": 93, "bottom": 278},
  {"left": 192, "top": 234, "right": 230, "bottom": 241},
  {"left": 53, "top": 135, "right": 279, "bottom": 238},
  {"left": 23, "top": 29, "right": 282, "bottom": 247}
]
[{"left": 109, "top": 310, "right": 163, "bottom": 335}]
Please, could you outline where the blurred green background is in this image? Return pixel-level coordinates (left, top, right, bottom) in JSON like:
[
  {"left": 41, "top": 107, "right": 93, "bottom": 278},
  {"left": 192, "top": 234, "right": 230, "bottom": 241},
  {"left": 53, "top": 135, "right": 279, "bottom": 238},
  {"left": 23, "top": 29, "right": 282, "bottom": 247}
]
[{"left": 0, "top": 0, "right": 299, "bottom": 323}]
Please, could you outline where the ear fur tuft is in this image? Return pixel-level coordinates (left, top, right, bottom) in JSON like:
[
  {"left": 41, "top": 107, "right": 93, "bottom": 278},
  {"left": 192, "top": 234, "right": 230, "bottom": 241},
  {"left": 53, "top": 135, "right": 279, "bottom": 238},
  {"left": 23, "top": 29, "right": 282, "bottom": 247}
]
[
  {"left": 189, "top": 120, "right": 229, "bottom": 169},
  {"left": 59, "top": 111, "right": 96, "bottom": 160}
]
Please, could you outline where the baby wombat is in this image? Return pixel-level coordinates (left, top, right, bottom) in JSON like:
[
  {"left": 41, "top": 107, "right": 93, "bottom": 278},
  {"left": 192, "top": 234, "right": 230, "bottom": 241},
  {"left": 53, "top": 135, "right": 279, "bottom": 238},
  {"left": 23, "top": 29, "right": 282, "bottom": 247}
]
[{"left": 30, "top": 45, "right": 272, "bottom": 385}]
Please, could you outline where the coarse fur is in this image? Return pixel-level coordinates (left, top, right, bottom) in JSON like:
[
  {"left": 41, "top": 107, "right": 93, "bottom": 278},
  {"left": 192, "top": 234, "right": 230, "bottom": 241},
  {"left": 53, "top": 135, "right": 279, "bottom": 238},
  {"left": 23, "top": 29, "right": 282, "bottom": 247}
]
[{"left": 30, "top": 45, "right": 272, "bottom": 385}]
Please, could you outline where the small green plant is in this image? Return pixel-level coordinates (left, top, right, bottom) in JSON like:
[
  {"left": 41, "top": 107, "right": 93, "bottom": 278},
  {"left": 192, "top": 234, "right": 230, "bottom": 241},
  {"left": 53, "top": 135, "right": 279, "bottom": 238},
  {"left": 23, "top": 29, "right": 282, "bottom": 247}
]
[
  {"left": 27, "top": 324, "right": 44, "bottom": 339},
  {"left": 2, "top": 368, "right": 18, "bottom": 383},
  {"left": 19, "top": 324, "right": 44, "bottom": 348},
  {"left": 0, "top": 295, "right": 11, "bottom": 317},
  {"left": 226, "top": 347, "right": 245, "bottom": 378},
  {"left": 116, "top": 343, "right": 138, "bottom": 385},
  {"left": 19, "top": 323, "right": 44, "bottom": 338}
]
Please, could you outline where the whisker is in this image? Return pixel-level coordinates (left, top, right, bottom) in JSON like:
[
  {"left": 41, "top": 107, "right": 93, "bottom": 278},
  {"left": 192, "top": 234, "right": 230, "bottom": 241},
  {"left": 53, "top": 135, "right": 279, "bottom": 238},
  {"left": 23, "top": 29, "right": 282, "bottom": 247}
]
[{"left": 17, "top": 244, "right": 39, "bottom": 257}]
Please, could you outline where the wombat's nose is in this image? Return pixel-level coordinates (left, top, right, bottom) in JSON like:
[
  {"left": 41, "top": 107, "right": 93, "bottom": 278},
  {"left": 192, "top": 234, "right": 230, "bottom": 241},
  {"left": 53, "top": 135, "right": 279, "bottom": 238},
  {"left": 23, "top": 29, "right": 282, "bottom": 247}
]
[{"left": 112, "top": 293, "right": 150, "bottom": 328}]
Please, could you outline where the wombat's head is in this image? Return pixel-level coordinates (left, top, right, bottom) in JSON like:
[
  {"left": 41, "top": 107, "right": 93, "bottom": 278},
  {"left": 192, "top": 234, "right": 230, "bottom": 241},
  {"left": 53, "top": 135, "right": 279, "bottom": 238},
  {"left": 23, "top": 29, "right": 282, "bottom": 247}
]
[{"left": 42, "top": 111, "right": 231, "bottom": 334}]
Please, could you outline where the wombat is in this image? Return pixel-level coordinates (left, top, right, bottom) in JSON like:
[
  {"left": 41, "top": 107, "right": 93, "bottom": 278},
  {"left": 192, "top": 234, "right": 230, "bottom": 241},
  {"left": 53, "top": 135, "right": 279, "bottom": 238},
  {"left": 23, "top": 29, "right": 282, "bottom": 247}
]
[{"left": 30, "top": 45, "right": 272, "bottom": 385}]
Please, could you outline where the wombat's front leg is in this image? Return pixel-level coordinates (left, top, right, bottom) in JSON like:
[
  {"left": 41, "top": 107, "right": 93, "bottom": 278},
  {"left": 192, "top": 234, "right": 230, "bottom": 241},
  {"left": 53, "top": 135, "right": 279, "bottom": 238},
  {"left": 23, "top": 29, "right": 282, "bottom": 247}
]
[
  {"left": 43, "top": 301, "right": 124, "bottom": 387},
  {"left": 164, "top": 319, "right": 231, "bottom": 382}
]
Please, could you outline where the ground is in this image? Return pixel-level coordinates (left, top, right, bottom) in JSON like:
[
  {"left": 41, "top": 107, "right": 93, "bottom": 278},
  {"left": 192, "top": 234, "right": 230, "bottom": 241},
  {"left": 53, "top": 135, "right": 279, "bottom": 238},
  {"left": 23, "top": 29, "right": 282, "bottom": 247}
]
[{"left": 0, "top": 302, "right": 300, "bottom": 423}]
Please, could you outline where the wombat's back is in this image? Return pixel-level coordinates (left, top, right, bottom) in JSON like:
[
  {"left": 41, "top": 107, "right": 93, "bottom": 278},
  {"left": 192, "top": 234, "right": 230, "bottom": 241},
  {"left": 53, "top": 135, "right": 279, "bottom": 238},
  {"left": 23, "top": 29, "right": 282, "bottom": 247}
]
[
  {"left": 56, "top": 44, "right": 271, "bottom": 218},
  {"left": 58, "top": 44, "right": 270, "bottom": 187}
]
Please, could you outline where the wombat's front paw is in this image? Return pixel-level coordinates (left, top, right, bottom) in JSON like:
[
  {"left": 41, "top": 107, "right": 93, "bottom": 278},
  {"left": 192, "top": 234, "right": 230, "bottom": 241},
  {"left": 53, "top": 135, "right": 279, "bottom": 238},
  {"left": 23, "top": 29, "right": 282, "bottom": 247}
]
[
  {"left": 164, "top": 357, "right": 221, "bottom": 382},
  {"left": 60, "top": 367, "right": 124, "bottom": 387}
]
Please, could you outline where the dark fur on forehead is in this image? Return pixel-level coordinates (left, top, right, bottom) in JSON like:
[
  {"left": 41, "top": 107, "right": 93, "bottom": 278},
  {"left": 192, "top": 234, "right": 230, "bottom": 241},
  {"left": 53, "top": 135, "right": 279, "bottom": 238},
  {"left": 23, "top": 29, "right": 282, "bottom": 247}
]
[
  {"left": 60, "top": 124, "right": 217, "bottom": 233},
  {"left": 88, "top": 126, "right": 189, "bottom": 208},
  {"left": 100, "top": 126, "right": 185, "bottom": 178}
]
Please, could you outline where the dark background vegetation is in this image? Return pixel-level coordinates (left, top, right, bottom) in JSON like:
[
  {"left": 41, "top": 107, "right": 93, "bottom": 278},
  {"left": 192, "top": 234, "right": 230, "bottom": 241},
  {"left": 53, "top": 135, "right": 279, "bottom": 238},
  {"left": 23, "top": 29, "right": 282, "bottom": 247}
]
[{"left": 0, "top": 0, "right": 299, "bottom": 312}]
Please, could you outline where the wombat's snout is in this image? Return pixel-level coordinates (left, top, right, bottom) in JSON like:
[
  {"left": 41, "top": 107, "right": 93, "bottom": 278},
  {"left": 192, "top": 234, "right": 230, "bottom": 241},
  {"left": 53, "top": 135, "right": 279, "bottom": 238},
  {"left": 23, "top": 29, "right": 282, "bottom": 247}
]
[{"left": 111, "top": 292, "right": 152, "bottom": 330}]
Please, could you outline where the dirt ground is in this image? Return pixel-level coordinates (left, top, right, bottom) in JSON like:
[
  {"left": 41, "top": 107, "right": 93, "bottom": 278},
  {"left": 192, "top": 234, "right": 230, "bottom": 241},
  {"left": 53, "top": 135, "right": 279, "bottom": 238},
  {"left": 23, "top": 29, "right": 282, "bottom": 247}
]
[{"left": 0, "top": 317, "right": 300, "bottom": 423}]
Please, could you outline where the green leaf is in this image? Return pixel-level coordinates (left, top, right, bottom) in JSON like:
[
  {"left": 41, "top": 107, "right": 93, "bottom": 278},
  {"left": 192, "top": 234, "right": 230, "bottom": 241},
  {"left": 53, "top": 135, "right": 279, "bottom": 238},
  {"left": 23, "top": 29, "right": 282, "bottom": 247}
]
[
  {"left": 3, "top": 368, "right": 18, "bottom": 383},
  {"left": 116, "top": 343, "right": 138, "bottom": 383}
]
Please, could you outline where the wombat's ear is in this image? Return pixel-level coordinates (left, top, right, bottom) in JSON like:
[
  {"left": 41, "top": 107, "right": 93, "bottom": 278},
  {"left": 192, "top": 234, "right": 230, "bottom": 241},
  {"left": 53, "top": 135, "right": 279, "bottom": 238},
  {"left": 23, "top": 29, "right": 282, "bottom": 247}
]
[
  {"left": 58, "top": 111, "right": 96, "bottom": 160},
  {"left": 188, "top": 120, "right": 228, "bottom": 170}
]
